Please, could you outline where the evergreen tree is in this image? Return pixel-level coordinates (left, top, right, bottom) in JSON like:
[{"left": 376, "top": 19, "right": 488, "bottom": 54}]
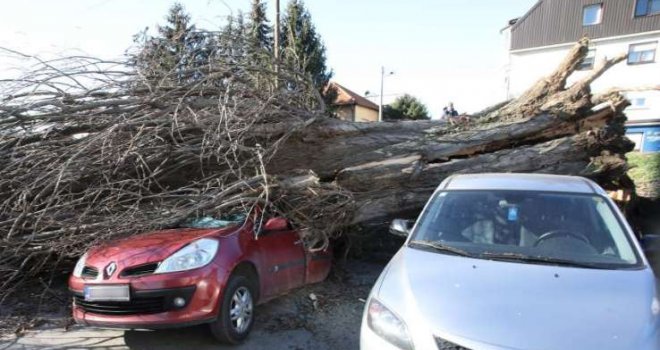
[
  {"left": 158, "top": 2, "right": 193, "bottom": 58},
  {"left": 133, "top": 3, "right": 197, "bottom": 83},
  {"left": 217, "top": 14, "right": 236, "bottom": 54},
  {"left": 385, "top": 94, "right": 430, "bottom": 120},
  {"left": 134, "top": 3, "right": 231, "bottom": 85},
  {"left": 280, "top": 0, "right": 332, "bottom": 91},
  {"left": 248, "top": 0, "right": 272, "bottom": 51},
  {"left": 216, "top": 11, "right": 252, "bottom": 61}
]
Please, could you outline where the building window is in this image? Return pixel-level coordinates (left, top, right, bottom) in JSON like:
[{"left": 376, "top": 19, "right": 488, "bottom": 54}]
[
  {"left": 631, "top": 97, "right": 647, "bottom": 108},
  {"left": 635, "top": 0, "right": 660, "bottom": 17},
  {"left": 628, "top": 42, "right": 657, "bottom": 65},
  {"left": 583, "top": 4, "right": 603, "bottom": 25},
  {"left": 578, "top": 49, "right": 596, "bottom": 70}
]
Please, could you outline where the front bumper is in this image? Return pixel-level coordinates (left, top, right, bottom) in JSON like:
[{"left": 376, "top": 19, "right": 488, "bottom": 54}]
[{"left": 69, "top": 264, "right": 226, "bottom": 329}]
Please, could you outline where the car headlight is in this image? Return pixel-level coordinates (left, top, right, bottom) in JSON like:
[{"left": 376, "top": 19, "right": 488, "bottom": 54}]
[
  {"left": 367, "top": 298, "right": 414, "bottom": 350},
  {"left": 155, "top": 238, "right": 219, "bottom": 274},
  {"left": 72, "top": 253, "right": 88, "bottom": 278}
]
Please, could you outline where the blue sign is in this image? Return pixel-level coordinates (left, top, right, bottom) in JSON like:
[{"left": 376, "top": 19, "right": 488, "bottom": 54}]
[
  {"left": 627, "top": 125, "right": 660, "bottom": 153},
  {"left": 645, "top": 129, "right": 660, "bottom": 152}
]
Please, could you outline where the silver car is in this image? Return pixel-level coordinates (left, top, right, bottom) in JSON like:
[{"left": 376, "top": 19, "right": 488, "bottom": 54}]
[{"left": 360, "top": 173, "right": 659, "bottom": 350}]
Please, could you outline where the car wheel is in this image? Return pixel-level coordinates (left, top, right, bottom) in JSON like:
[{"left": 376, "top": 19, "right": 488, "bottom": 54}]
[{"left": 210, "top": 274, "right": 257, "bottom": 344}]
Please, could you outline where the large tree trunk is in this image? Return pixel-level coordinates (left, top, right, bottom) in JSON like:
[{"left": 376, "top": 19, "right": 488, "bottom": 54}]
[{"left": 268, "top": 39, "right": 632, "bottom": 224}]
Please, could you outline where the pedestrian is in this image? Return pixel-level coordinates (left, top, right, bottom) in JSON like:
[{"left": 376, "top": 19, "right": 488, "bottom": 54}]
[
  {"left": 448, "top": 102, "right": 459, "bottom": 117},
  {"left": 442, "top": 107, "right": 451, "bottom": 120},
  {"left": 445, "top": 102, "right": 470, "bottom": 126}
]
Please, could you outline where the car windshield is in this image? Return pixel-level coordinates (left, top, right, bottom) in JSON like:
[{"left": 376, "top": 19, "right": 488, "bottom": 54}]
[
  {"left": 410, "top": 190, "right": 641, "bottom": 269},
  {"left": 179, "top": 213, "right": 246, "bottom": 229}
]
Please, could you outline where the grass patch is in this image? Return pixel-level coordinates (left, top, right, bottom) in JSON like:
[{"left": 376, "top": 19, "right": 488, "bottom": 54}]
[{"left": 627, "top": 152, "right": 660, "bottom": 184}]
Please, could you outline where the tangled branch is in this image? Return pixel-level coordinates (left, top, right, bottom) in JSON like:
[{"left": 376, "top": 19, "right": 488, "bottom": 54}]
[{"left": 0, "top": 39, "right": 351, "bottom": 301}]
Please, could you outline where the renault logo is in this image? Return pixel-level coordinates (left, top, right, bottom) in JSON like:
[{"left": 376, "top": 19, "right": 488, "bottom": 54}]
[{"left": 104, "top": 262, "right": 117, "bottom": 278}]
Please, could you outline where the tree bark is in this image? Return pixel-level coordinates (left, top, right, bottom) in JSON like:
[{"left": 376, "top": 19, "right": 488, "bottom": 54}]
[{"left": 268, "top": 39, "right": 633, "bottom": 225}]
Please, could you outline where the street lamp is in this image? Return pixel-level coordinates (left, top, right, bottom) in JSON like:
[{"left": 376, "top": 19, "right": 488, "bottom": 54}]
[{"left": 379, "top": 66, "right": 394, "bottom": 122}]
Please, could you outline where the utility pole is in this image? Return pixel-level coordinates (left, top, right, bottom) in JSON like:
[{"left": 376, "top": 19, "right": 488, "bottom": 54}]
[
  {"left": 378, "top": 67, "right": 394, "bottom": 122},
  {"left": 366, "top": 67, "right": 394, "bottom": 122},
  {"left": 274, "top": 0, "right": 280, "bottom": 61},
  {"left": 379, "top": 66, "right": 384, "bottom": 122},
  {"left": 274, "top": 0, "right": 280, "bottom": 86}
]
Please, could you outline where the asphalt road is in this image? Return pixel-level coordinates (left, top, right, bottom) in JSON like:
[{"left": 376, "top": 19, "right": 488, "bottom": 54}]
[
  {"left": 2, "top": 254, "right": 658, "bottom": 350},
  {"left": 0, "top": 261, "right": 384, "bottom": 350},
  {"left": 1, "top": 325, "right": 333, "bottom": 350}
]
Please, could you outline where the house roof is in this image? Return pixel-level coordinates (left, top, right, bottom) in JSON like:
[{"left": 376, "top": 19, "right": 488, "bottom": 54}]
[
  {"left": 509, "top": 0, "right": 660, "bottom": 50},
  {"left": 510, "top": 0, "right": 542, "bottom": 32},
  {"left": 328, "top": 82, "right": 379, "bottom": 111}
]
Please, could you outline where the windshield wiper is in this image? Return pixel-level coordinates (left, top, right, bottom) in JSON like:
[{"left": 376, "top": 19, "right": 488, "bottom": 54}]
[
  {"left": 480, "top": 252, "right": 607, "bottom": 269},
  {"left": 408, "top": 240, "right": 473, "bottom": 257}
]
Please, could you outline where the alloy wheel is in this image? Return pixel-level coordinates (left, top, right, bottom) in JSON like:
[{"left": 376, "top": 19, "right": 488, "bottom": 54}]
[{"left": 229, "top": 286, "right": 253, "bottom": 333}]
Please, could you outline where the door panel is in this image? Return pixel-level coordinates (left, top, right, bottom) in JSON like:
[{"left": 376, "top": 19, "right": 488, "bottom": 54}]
[
  {"left": 305, "top": 247, "right": 333, "bottom": 284},
  {"left": 256, "top": 229, "right": 306, "bottom": 298}
]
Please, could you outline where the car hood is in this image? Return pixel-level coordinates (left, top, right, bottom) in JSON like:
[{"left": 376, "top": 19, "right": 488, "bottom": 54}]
[
  {"left": 377, "top": 247, "right": 660, "bottom": 350},
  {"left": 85, "top": 226, "right": 239, "bottom": 269}
]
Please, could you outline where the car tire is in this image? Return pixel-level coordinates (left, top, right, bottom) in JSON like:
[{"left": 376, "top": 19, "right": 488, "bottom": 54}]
[{"left": 209, "top": 274, "right": 257, "bottom": 345}]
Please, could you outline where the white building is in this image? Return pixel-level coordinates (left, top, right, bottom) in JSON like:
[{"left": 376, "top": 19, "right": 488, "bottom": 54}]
[{"left": 503, "top": 0, "right": 660, "bottom": 153}]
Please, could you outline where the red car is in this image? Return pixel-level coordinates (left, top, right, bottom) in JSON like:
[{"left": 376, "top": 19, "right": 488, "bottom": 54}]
[{"left": 68, "top": 212, "right": 332, "bottom": 344}]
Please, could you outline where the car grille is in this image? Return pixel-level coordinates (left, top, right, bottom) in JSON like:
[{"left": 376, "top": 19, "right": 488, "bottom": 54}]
[
  {"left": 436, "top": 337, "right": 471, "bottom": 350},
  {"left": 73, "top": 294, "right": 165, "bottom": 315},
  {"left": 81, "top": 266, "right": 99, "bottom": 279},
  {"left": 120, "top": 263, "right": 159, "bottom": 277},
  {"left": 72, "top": 286, "right": 195, "bottom": 316}
]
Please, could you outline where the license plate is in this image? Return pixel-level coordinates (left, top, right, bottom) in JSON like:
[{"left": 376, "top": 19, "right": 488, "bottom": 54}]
[{"left": 84, "top": 285, "right": 130, "bottom": 302}]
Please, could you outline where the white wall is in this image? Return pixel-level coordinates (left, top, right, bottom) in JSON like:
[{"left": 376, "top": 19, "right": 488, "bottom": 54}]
[
  {"left": 506, "top": 32, "right": 660, "bottom": 124},
  {"left": 501, "top": 26, "right": 513, "bottom": 102}
]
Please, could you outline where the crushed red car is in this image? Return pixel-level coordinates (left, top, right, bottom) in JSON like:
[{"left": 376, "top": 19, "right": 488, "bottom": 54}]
[{"left": 68, "top": 211, "right": 332, "bottom": 344}]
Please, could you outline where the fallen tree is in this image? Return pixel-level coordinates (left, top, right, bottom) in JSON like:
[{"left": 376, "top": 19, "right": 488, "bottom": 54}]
[
  {"left": 0, "top": 38, "right": 633, "bottom": 301},
  {"left": 269, "top": 39, "right": 632, "bottom": 222}
]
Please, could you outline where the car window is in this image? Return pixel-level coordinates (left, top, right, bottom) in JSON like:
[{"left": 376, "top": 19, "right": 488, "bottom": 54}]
[
  {"left": 411, "top": 190, "right": 641, "bottom": 269},
  {"left": 593, "top": 197, "right": 636, "bottom": 263},
  {"left": 180, "top": 213, "right": 246, "bottom": 229}
]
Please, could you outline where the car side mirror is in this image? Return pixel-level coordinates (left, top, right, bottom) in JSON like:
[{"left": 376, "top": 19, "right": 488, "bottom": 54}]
[
  {"left": 263, "top": 217, "right": 289, "bottom": 232},
  {"left": 390, "top": 219, "right": 412, "bottom": 237},
  {"left": 641, "top": 234, "right": 660, "bottom": 254}
]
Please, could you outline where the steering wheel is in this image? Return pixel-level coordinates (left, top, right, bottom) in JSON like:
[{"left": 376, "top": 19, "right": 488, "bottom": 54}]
[{"left": 533, "top": 230, "right": 592, "bottom": 248}]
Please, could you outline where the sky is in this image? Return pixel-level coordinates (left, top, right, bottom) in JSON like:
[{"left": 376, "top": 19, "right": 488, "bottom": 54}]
[{"left": 0, "top": 0, "right": 538, "bottom": 118}]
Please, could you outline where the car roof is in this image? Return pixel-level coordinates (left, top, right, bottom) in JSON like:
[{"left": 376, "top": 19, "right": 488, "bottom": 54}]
[{"left": 440, "top": 173, "right": 603, "bottom": 194}]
